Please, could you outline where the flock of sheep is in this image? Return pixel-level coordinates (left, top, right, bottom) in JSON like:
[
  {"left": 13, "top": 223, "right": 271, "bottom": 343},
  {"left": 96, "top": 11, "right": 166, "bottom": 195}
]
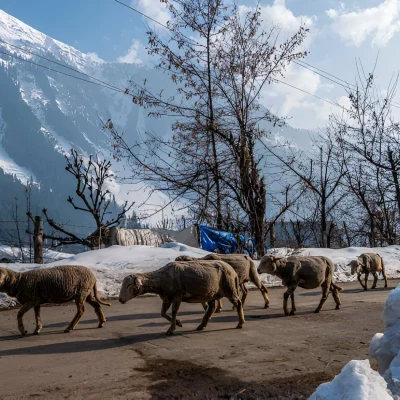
[{"left": 0, "top": 251, "right": 388, "bottom": 336}]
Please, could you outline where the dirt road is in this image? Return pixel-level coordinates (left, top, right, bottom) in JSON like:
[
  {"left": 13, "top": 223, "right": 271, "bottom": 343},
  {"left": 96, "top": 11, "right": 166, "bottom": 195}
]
[{"left": 0, "top": 280, "right": 396, "bottom": 399}]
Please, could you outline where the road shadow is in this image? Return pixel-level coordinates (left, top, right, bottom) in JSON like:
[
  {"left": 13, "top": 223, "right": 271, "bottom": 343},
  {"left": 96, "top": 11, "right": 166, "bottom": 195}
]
[
  {"left": 0, "top": 331, "right": 165, "bottom": 356},
  {"left": 42, "top": 310, "right": 206, "bottom": 329},
  {"left": 0, "top": 324, "right": 248, "bottom": 356}
]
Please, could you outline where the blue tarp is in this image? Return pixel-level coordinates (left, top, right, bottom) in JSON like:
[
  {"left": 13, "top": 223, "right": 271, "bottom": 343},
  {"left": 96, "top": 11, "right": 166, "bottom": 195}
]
[{"left": 199, "top": 225, "right": 256, "bottom": 256}]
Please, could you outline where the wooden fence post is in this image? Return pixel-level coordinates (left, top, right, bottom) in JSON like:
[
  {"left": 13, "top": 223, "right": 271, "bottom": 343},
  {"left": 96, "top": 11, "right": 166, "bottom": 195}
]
[{"left": 34, "top": 216, "right": 43, "bottom": 264}]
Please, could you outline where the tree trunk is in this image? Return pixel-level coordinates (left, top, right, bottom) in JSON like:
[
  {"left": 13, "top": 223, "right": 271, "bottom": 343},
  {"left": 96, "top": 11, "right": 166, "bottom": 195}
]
[
  {"left": 388, "top": 150, "right": 400, "bottom": 215},
  {"left": 269, "top": 222, "right": 276, "bottom": 248},
  {"left": 34, "top": 216, "right": 43, "bottom": 264},
  {"left": 321, "top": 198, "right": 328, "bottom": 248},
  {"left": 253, "top": 178, "right": 266, "bottom": 258},
  {"left": 206, "top": 31, "right": 223, "bottom": 230},
  {"left": 343, "top": 221, "right": 351, "bottom": 247}
]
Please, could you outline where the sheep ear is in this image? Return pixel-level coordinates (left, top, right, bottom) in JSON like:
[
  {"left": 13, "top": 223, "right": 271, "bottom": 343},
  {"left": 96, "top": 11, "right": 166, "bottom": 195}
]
[{"left": 135, "top": 277, "right": 142, "bottom": 286}]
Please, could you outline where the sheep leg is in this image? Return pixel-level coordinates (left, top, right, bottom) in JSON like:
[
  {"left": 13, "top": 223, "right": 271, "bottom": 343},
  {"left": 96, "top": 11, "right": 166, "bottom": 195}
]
[
  {"left": 65, "top": 301, "right": 85, "bottom": 333},
  {"left": 364, "top": 272, "right": 369, "bottom": 291},
  {"left": 166, "top": 297, "right": 182, "bottom": 335},
  {"left": 241, "top": 284, "right": 248, "bottom": 306},
  {"left": 86, "top": 295, "right": 106, "bottom": 328},
  {"left": 161, "top": 301, "right": 182, "bottom": 328},
  {"left": 17, "top": 302, "right": 35, "bottom": 336},
  {"left": 290, "top": 293, "right": 296, "bottom": 315},
  {"left": 249, "top": 269, "right": 270, "bottom": 308},
  {"left": 33, "top": 305, "right": 42, "bottom": 334},
  {"left": 283, "top": 286, "right": 296, "bottom": 316},
  {"left": 332, "top": 288, "right": 341, "bottom": 310},
  {"left": 228, "top": 297, "right": 245, "bottom": 329},
  {"left": 371, "top": 272, "right": 378, "bottom": 289},
  {"left": 232, "top": 284, "right": 247, "bottom": 311},
  {"left": 196, "top": 300, "right": 216, "bottom": 331},
  {"left": 314, "top": 281, "right": 329, "bottom": 313},
  {"left": 357, "top": 272, "right": 365, "bottom": 290},
  {"left": 215, "top": 299, "right": 223, "bottom": 313},
  {"left": 382, "top": 267, "right": 388, "bottom": 288}
]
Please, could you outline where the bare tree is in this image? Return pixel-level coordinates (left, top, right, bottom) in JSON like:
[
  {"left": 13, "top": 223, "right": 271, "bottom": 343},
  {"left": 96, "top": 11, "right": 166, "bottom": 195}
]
[
  {"left": 108, "top": 1, "right": 309, "bottom": 257},
  {"left": 265, "top": 132, "right": 347, "bottom": 248},
  {"left": 30, "top": 149, "right": 134, "bottom": 248},
  {"left": 332, "top": 69, "right": 400, "bottom": 246}
]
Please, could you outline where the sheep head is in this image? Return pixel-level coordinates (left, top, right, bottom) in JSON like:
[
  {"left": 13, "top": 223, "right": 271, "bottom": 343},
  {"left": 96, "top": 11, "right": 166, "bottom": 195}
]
[
  {"left": 119, "top": 274, "right": 143, "bottom": 304},
  {"left": 0, "top": 267, "right": 7, "bottom": 289},
  {"left": 349, "top": 259, "right": 363, "bottom": 275},
  {"left": 175, "top": 255, "right": 195, "bottom": 261},
  {"left": 0, "top": 268, "right": 16, "bottom": 296},
  {"left": 258, "top": 255, "right": 279, "bottom": 275}
]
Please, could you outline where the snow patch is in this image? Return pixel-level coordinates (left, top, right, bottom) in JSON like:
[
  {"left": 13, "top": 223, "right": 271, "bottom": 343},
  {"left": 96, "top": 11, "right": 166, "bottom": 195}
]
[
  {"left": 0, "top": 107, "right": 36, "bottom": 183},
  {"left": 0, "top": 243, "right": 209, "bottom": 308},
  {"left": 311, "top": 284, "right": 400, "bottom": 399},
  {"left": 309, "top": 359, "right": 392, "bottom": 400}
]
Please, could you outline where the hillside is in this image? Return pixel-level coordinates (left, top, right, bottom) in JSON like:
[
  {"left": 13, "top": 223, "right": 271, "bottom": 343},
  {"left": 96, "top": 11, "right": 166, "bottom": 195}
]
[{"left": 0, "top": 9, "right": 312, "bottom": 238}]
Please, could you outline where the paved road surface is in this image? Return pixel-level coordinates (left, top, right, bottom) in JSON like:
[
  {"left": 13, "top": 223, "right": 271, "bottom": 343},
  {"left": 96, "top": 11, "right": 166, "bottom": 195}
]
[{"left": 0, "top": 280, "right": 397, "bottom": 399}]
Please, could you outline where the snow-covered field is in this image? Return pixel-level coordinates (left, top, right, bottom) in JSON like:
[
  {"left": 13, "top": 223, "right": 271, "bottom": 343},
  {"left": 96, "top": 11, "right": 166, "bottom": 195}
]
[
  {"left": 1, "top": 243, "right": 400, "bottom": 308},
  {"left": 271, "top": 245, "right": 400, "bottom": 283},
  {"left": 310, "top": 284, "right": 400, "bottom": 399}
]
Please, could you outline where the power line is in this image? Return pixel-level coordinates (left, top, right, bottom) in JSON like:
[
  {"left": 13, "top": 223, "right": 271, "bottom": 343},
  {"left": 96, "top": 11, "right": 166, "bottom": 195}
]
[
  {"left": 114, "top": 0, "right": 400, "bottom": 110},
  {"left": 0, "top": 39, "right": 123, "bottom": 92},
  {"left": 114, "top": 0, "right": 201, "bottom": 46},
  {"left": 274, "top": 78, "right": 351, "bottom": 112},
  {"left": 0, "top": 49, "right": 125, "bottom": 94}
]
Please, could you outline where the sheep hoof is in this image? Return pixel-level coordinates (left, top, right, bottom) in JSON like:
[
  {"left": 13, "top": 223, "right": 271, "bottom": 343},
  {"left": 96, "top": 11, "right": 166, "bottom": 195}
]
[
  {"left": 216, "top": 308, "right": 222, "bottom": 313},
  {"left": 231, "top": 307, "right": 236, "bottom": 312},
  {"left": 33, "top": 330, "right": 41, "bottom": 335},
  {"left": 64, "top": 328, "right": 72, "bottom": 333},
  {"left": 196, "top": 326, "right": 204, "bottom": 331},
  {"left": 235, "top": 324, "right": 243, "bottom": 329},
  {"left": 284, "top": 312, "right": 289, "bottom": 316},
  {"left": 335, "top": 305, "right": 340, "bottom": 310},
  {"left": 20, "top": 330, "right": 27, "bottom": 336},
  {"left": 264, "top": 304, "right": 269, "bottom": 309},
  {"left": 176, "top": 320, "right": 183, "bottom": 327},
  {"left": 97, "top": 323, "right": 104, "bottom": 328},
  {"left": 363, "top": 287, "right": 368, "bottom": 291},
  {"left": 166, "top": 330, "right": 174, "bottom": 335},
  {"left": 289, "top": 311, "right": 296, "bottom": 316},
  {"left": 314, "top": 309, "right": 320, "bottom": 314}
]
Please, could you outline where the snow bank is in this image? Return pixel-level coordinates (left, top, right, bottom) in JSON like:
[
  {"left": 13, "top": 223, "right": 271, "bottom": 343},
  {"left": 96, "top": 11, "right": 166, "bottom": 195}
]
[
  {"left": 369, "top": 285, "right": 400, "bottom": 397},
  {"left": 269, "top": 245, "right": 400, "bottom": 284},
  {"left": 1, "top": 244, "right": 400, "bottom": 308},
  {"left": 308, "top": 360, "right": 392, "bottom": 400},
  {"left": 310, "top": 285, "right": 400, "bottom": 399},
  {"left": 0, "top": 245, "right": 71, "bottom": 264},
  {"left": 0, "top": 243, "right": 210, "bottom": 308}
]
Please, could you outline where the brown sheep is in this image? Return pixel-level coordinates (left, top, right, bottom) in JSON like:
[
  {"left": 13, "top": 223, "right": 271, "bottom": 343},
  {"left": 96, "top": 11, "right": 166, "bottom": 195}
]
[
  {"left": 119, "top": 260, "right": 245, "bottom": 335},
  {"left": 0, "top": 266, "right": 111, "bottom": 336},
  {"left": 175, "top": 254, "right": 269, "bottom": 312},
  {"left": 258, "top": 255, "right": 342, "bottom": 316},
  {"left": 349, "top": 253, "right": 388, "bottom": 290}
]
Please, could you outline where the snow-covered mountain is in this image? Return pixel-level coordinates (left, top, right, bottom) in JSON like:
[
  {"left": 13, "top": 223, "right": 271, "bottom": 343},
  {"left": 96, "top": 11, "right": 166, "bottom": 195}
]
[
  {"left": 0, "top": 9, "right": 181, "bottom": 227},
  {"left": 0, "top": 9, "right": 311, "bottom": 229}
]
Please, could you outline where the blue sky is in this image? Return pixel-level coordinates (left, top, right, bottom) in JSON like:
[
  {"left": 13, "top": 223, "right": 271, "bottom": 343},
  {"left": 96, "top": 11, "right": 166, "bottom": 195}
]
[
  {"left": 1, "top": 0, "right": 400, "bottom": 129},
  {"left": 0, "top": 0, "right": 146, "bottom": 61}
]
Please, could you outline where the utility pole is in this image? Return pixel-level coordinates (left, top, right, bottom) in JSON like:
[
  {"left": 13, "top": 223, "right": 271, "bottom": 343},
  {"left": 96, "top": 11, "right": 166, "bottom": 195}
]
[{"left": 34, "top": 216, "right": 43, "bottom": 263}]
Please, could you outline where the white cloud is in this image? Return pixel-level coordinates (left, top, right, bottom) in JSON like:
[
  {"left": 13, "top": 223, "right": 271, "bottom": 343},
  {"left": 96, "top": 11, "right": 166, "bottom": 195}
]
[
  {"left": 131, "top": 0, "right": 170, "bottom": 27},
  {"left": 117, "top": 39, "right": 144, "bottom": 64},
  {"left": 239, "top": 0, "right": 316, "bottom": 51},
  {"left": 87, "top": 52, "right": 104, "bottom": 64},
  {"left": 326, "top": 0, "right": 400, "bottom": 47},
  {"left": 267, "top": 64, "right": 321, "bottom": 116},
  {"left": 325, "top": 9, "right": 338, "bottom": 19}
]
